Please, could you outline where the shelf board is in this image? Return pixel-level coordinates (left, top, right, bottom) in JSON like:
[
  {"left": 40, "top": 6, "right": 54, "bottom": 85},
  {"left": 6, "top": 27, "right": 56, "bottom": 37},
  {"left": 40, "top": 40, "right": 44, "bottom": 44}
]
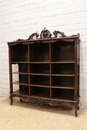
[
  {"left": 12, "top": 72, "right": 50, "bottom": 76},
  {"left": 30, "top": 83, "right": 50, "bottom": 87},
  {"left": 11, "top": 62, "right": 29, "bottom": 64},
  {"left": 30, "top": 73, "right": 75, "bottom": 76},
  {"left": 11, "top": 61, "right": 75, "bottom": 64},
  {"left": 29, "top": 61, "right": 75, "bottom": 64},
  {"left": 51, "top": 61, "right": 75, "bottom": 64},
  {"left": 29, "top": 62, "right": 50, "bottom": 64},
  {"left": 12, "top": 81, "right": 29, "bottom": 86},
  {"left": 51, "top": 74, "right": 75, "bottom": 76},
  {"left": 30, "top": 73, "right": 50, "bottom": 76},
  {"left": 51, "top": 86, "right": 74, "bottom": 89},
  {"left": 29, "top": 73, "right": 75, "bottom": 76},
  {"left": 12, "top": 72, "right": 29, "bottom": 75},
  {"left": 12, "top": 81, "right": 75, "bottom": 89},
  {"left": 12, "top": 72, "right": 75, "bottom": 76},
  {"left": 30, "top": 84, "right": 50, "bottom": 88}
]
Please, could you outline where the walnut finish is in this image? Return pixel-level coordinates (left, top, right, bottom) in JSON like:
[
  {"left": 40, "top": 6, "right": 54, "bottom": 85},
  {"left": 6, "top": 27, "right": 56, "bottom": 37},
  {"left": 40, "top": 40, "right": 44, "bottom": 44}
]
[{"left": 7, "top": 28, "right": 80, "bottom": 116}]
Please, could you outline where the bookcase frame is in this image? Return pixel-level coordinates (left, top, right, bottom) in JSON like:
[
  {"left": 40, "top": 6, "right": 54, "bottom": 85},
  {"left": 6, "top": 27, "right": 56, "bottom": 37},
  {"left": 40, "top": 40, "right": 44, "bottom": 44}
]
[{"left": 7, "top": 28, "right": 80, "bottom": 116}]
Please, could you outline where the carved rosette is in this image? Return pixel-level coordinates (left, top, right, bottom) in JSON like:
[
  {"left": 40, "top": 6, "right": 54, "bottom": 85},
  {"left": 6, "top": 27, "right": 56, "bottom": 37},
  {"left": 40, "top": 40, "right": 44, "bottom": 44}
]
[{"left": 40, "top": 28, "right": 52, "bottom": 38}]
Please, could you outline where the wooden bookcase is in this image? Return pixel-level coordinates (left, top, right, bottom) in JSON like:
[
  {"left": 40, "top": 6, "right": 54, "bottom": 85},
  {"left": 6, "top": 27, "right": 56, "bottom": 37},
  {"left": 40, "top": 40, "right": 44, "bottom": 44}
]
[{"left": 7, "top": 28, "right": 80, "bottom": 116}]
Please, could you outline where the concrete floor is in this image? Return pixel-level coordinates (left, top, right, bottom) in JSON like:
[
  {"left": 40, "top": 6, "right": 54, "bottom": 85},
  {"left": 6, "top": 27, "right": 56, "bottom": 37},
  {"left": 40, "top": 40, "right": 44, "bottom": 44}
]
[{"left": 0, "top": 97, "right": 87, "bottom": 130}]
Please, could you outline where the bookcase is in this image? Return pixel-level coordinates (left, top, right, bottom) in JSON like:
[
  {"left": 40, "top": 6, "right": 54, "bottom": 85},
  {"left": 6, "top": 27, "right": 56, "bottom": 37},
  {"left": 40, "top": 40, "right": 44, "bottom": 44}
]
[{"left": 7, "top": 28, "right": 80, "bottom": 116}]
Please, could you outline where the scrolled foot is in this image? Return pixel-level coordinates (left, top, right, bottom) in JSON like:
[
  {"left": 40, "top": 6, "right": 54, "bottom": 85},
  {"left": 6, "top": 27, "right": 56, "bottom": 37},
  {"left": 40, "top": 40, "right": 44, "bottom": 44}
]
[
  {"left": 20, "top": 98, "right": 23, "bottom": 102},
  {"left": 75, "top": 110, "right": 78, "bottom": 117}
]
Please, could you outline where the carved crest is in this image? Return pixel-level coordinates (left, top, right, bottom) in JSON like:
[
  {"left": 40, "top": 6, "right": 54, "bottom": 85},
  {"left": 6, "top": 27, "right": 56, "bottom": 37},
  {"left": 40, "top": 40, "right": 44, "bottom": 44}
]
[{"left": 14, "top": 28, "right": 80, "bottom": 42}]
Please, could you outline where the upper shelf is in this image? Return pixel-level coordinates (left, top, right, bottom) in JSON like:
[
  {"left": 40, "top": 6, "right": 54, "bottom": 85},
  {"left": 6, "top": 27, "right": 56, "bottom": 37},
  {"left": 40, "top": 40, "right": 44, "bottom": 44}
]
[{"left": 10, "top": 42, "right": 75, "bottom": 62}]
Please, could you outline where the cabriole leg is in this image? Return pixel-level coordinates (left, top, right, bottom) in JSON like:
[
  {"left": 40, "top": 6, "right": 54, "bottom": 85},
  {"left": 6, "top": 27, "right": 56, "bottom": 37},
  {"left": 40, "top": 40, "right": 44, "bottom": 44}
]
[
  {"left": 10, "top": 95, "right": 13, "bottom": 105},
  {"left": 75, "top": 103, "right": 78, "bottom": 117}
]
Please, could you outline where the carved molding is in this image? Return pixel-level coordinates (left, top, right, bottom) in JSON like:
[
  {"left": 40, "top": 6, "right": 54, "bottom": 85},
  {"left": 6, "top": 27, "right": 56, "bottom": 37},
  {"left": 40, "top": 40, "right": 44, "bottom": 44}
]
[
  {"left": 10, "top": 28, "right": 80, "bottom": 43},
  {"left": 20, "top": 97, "right": 74, "bottom": 109}
]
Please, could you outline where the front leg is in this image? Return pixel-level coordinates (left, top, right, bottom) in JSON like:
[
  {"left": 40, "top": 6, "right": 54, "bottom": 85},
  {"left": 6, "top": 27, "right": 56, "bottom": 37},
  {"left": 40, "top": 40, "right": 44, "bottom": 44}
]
[
  {"left": 10, "top": 95, "right": 13, "bottom": 105},
  {"left": 75, "top": 103, "right": 78, "bottom": 117}
]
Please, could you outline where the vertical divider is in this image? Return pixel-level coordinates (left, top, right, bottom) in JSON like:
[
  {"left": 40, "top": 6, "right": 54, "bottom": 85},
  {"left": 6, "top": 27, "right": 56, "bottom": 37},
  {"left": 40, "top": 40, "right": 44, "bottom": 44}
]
[
  {"left": 28, "top": 45, "right": 30, "bottom": 96},
  {"left": 49, "top": 43, "right": 52, "bottom": 98}
]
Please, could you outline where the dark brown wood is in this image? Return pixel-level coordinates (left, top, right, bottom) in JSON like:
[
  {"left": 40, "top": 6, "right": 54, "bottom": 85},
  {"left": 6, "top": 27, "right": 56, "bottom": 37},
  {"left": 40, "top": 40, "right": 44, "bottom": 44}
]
[{"left": 7, "top": 28, "right": 80, "bottom": 116}]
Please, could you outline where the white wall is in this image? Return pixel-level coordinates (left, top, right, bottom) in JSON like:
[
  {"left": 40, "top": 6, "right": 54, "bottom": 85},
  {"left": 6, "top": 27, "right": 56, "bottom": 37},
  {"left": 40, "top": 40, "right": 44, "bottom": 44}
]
[{"left": 0, "top": 0, "right": 87, "bottom": 109}]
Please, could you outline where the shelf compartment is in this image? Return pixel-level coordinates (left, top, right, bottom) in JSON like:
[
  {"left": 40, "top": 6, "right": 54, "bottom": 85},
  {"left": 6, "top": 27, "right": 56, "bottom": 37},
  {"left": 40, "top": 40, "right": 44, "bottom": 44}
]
[
  {"left": 16, "top": 64, "right": 29, "bottom": 84},
  {"left": 52, "top": 88, "right": 74, "bottom": 100},
  {"left": 30, "top": 86, "right": 50, "bottom": 98},
  {"left": 20, "top": 85, "right": 29, "bottom": 95},
  {"left": 30, "top": 75, "right": 50, "bottom": 86},
  {"left": 12, "top": 63, "right": 29, "bottom": 74},
  {"left": 51, "top": 41, "right": 74, "bottom": 62},
  {"left": 10, "top": 44, "right": 28, "bottom": 62},
  {"left": 19, "top": 74, "right": 29, "bottom": 84},
  {"left": 51, "top": 64, "right": 74, "bottom": 74},
  {"left": 19, "top": 63, "right": 28, "bottom": 73},
  {"left": 12, "top": 84, "right": 29, "bottom": 95},
  {"left": 30, "top": 64, "right": 50, "bottom": 74},
  {"left": 30, "top": 43, "right": 49, "bottom": 62},
  {"left": 51, "top": 76, "right": 74, "bottom": 87}
]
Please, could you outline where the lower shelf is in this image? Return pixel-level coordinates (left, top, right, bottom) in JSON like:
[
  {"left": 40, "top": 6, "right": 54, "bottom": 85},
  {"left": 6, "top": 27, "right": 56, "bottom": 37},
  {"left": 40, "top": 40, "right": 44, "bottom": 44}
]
[{"left": 11, "top": 90, "right": 76, "bottom": 103}]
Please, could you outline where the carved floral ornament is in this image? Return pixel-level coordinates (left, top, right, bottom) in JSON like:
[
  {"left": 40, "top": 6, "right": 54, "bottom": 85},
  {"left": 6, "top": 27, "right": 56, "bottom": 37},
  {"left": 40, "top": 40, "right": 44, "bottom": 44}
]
[
  {"left": 20, "top": 97, "right": 73, "bottom": 109},
  {"left": 15, "top": 28, "right": 80, "bottom": 42},
  {"left": 27, "top": 28, "right": 79, "bottom": 40}
]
